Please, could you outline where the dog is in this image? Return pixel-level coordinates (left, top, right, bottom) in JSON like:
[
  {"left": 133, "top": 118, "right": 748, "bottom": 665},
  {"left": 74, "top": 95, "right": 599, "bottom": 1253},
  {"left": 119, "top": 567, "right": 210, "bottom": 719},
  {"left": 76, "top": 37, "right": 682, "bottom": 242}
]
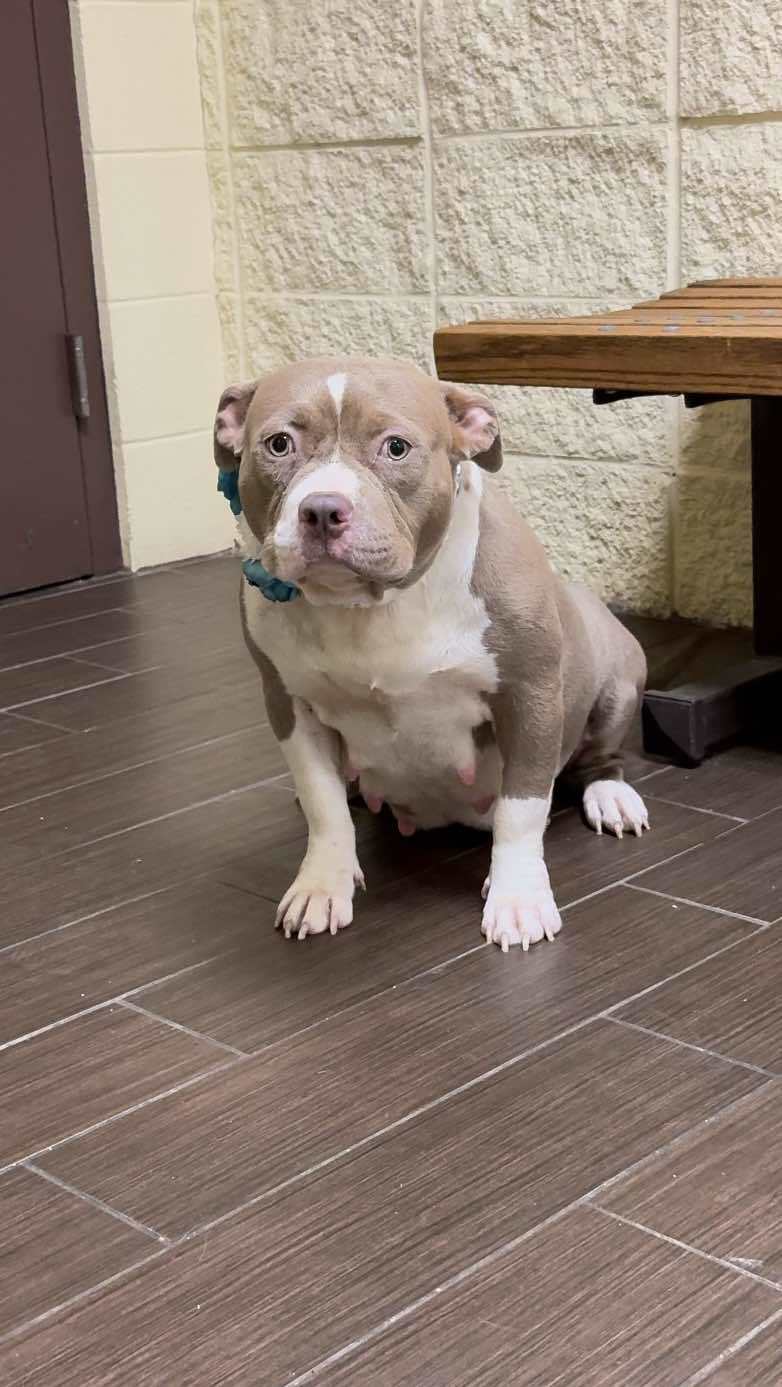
[{"left": 214, "top": 357, "right": 649, "bottom": 953}]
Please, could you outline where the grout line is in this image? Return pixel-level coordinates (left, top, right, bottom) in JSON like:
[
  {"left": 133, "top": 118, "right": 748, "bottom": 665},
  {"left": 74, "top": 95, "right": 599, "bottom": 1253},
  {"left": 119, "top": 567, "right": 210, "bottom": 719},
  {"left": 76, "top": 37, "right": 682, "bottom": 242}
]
[
  {"left": 666, "top": 0, "right": 682, "bottom": 606},
  {"left": 41, "top": 771, "right": 292, "bottom": 856},
  {"left": 216, "top": 0, "right": 246, "bottom": 374},
  {"left": 607, "top": 1016, "right": 778, "bottom": 1078},
  {"left": 642, "top": 794, "right": 747, "bottom": 823},
  {"left": 434, "top": 120, "right": 666, "bottom": 145},
  {"left": 588, "top": 1204, "right": 782, "bottom": 1293},
  {"left": 0, "top": 605, "right": 128, "bottom": 641},
  {"left": 0, "top": 953, "right": 230, "bottom": 1053},
  {"left": 119, "top": 999, "right": 249, "bottom": 1058},
  {"left": 633, "top": 764, "right": 671, "bottom": 784},
  {"left": 242, "top": 938, "right": 493, "bottom": 1059},
  {"left": 622, "top": 838, "right": 704, "bottom": 880},
  {"left": 232, "top": 134, "right": 423, "bottom": 156},
  {"left": 415, "top": 0, "right": 438, "bottom": 348},
  {"left": 0, "top": 884, "right": 181, "bottom": 956},
  {"left": 680, "top": 109, "right": 782, "bottom": 129},
  {"left": 0, "top": 666, "right": 162, "bottom": 713},
  {"left": 0, "top": 1001, "right": 114, "bottom": 1054},
  {"left": 3, "top": 709, "right": 77, "bottom": 734},
  {"left": 0, "top": 1245, "right": 172, "bottom": 1347},
  {"left": 679, "top": 1305, "right": 782, "bottom": 1387},
  {"left": 0, "top": 720, "right": 268, "bottom": 815},
  {"left": 625, "top": 881, "right": 771, "bottom": 926},
  {"left": 63, "top": 655, "right": 144, "bottom": 676},
  {"left": 0, "top": 1056, "right": 242, "bottom": 1179},
  {"left": 580, "top": 1078, "right": 778, "bottom": 1206},
  {"left": 24, "top": 1161, "right": 170, "bottom": 1246},
  {"left": 241, "top": 290, "right": 434, "bottom": 304},
  {"left": 597, "top": 923, "right": 771, "bottom": 1020}
]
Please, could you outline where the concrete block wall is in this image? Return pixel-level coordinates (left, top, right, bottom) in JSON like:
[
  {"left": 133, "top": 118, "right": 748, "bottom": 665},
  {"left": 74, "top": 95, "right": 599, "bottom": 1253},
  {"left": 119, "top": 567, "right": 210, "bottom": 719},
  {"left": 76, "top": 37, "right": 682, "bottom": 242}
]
[
  {"left": 196, "top": 0, "right": 781, "bottom": 622},
  {"left": 70, "top": 0, "right": 235, "bottom": 569}
]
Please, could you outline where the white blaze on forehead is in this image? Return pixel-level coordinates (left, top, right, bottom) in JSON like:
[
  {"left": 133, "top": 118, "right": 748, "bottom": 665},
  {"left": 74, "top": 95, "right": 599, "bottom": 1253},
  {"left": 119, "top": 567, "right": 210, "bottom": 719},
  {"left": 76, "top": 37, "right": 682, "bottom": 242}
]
[
  {"left": 274, "top": 458, "right": 361, "bottom": 550},
  {"left": 327, "top": 373, "right": 347, "bottom": 420}
]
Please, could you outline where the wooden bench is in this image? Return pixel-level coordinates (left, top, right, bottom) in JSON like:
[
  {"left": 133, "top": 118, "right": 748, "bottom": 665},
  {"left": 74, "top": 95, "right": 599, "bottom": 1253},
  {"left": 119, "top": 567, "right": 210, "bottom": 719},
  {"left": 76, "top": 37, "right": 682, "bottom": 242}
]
[{"left": 433, "top": 278, "right": 782, "bottom": 765}]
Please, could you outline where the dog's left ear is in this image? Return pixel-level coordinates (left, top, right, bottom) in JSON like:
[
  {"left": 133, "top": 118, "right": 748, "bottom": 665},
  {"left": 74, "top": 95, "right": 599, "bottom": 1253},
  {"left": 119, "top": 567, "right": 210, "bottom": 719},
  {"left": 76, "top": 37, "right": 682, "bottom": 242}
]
[
  {"left": 439, "top": 382, "right": 503, "bottom": 473},
  {"left": 213, "top": 380, "right": 258, "bottom": 472}
]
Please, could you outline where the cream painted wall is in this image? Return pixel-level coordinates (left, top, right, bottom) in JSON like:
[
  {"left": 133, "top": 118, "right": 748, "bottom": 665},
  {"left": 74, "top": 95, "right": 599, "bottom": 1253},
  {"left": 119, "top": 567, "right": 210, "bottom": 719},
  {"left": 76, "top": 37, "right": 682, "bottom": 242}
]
[
  {"left": 195, "top": 0, "right": 782, "bottom": 625},
  {"left": 70, "top": 0, "right": 235, "bottom": 570}
]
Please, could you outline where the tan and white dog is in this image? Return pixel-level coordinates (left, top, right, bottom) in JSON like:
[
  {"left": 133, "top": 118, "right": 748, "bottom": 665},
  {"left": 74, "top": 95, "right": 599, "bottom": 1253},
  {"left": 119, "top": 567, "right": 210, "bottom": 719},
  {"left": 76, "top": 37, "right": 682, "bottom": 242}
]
[{"left": 214, "top": 357, "right": 649, "bottom": 953}]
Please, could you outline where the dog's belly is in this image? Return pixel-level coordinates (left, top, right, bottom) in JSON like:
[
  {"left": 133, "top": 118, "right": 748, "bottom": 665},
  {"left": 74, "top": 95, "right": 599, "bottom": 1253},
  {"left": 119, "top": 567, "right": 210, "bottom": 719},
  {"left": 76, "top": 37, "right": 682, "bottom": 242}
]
[{"left": 307, "top": 675, "right": 501, "bottom": 830}]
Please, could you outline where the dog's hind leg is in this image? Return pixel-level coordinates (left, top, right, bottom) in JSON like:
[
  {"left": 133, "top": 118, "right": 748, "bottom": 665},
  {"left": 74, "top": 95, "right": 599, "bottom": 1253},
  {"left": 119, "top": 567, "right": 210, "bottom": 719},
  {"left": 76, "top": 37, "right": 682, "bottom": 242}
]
[{"left": 566, "top": 665, "right": 651, "bottom": 838}]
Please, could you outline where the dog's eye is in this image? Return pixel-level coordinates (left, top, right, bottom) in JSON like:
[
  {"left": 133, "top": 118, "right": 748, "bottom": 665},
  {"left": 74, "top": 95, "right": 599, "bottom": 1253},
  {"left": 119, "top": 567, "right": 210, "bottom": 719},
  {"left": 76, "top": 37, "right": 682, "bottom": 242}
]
[
  {"left": 266, "top": 432, "right": 293, "bottom": 457},
  {"left": 384, "top": 436, "right": 411, "bottom": 461}
]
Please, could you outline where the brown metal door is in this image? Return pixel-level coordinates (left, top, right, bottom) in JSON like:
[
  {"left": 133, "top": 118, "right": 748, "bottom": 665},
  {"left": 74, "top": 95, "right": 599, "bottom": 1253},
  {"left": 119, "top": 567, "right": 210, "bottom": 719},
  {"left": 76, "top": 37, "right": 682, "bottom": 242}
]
[{"left": 0, "top": 0, "right": 118, "bottom": 596}]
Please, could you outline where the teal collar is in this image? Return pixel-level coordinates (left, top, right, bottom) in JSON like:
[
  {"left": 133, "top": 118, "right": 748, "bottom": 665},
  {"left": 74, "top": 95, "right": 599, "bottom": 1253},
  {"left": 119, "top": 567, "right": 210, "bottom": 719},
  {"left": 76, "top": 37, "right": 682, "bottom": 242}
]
[{"left": 217, "top": 469, "right": 300, "bottom": 603}]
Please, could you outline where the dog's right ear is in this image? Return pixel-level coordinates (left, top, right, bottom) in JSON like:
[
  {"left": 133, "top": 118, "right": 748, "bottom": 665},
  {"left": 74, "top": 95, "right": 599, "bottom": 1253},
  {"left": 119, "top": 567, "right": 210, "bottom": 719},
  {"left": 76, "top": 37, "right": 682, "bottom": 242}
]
[{"left": 213, "top": 381, "right": 257, "bottom": 471}]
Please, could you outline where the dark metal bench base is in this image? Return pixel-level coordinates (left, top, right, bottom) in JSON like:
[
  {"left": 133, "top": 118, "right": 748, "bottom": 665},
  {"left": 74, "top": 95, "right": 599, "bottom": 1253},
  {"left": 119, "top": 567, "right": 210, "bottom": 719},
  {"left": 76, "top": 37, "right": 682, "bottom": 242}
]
[{"left": 643, "top": 656, "right": 782, "bottom": 765}]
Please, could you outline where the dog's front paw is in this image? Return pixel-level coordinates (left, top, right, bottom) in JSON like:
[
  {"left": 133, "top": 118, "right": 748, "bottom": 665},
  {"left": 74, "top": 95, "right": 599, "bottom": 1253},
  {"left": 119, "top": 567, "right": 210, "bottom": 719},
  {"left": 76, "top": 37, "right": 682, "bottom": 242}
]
[
  {"left": 481, "top": 873, "right": 562, "bottom": 954},
  {"left": 583, "top": 780, "right": 650, "bottom": 838},
  {"left": 276, "top": 857, "right": 364, "bottom": 940}
]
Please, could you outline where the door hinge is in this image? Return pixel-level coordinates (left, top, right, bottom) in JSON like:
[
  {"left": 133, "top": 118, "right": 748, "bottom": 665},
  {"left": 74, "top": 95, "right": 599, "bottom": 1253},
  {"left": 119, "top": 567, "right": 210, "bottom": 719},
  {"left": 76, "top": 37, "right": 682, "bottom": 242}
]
[{"left": 66, "top": 333, "right": 90, "bottom": 419}]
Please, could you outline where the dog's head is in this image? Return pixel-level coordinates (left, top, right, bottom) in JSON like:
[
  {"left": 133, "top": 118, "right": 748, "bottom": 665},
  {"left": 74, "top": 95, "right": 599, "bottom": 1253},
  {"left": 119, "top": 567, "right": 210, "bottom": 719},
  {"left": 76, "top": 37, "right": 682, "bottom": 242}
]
[{"left": 214, "top": 358, "right": 502, "bottom": 605}]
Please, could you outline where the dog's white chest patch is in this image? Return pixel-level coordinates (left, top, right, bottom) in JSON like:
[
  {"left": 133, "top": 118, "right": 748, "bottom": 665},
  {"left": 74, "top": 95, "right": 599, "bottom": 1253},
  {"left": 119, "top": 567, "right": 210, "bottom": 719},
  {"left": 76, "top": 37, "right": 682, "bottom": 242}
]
[{"left": 245, "top": 466, "right": 500, "bottom": 827}]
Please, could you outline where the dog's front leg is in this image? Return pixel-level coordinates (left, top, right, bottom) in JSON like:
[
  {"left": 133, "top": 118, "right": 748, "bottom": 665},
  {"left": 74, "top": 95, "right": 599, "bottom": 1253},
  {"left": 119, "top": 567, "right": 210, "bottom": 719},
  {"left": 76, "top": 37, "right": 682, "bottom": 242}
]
[
  {"left": 482, "top": 672, "right": 563, "bottom": 954},
  {"left": 275, "top": 698, "right": 363, "bottom": 940}
]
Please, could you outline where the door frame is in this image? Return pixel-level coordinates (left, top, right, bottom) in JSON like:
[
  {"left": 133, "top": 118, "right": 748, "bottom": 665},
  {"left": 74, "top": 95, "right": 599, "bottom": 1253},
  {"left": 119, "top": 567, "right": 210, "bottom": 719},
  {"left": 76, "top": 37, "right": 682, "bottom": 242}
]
[{"left": 32, "top": 0, "right": 122, "bottom": 579}]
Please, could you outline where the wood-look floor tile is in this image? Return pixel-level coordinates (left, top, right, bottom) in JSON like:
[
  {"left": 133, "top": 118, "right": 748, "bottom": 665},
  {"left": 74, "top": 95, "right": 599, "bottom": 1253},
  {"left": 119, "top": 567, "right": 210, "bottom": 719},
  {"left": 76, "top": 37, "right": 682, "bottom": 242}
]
[
  {"left": 0, "top": 780, "right": 302, "bottom": 950},
  {"left": 1, "top": 1005, "right": 230, "bottom": 1167},
  {"left": 0, "top": 680, "right": 266, "bottom": 810},
  {"left": 0, "top": 725, "right": 287, "bottom": 868},
  {"left": 618, "top": 928, "right": 782, "bottom": 1070},
  {"left": 597, "top": 1083, "right": 782, "bottom": 1282},
  {"left": 0, "top": 713, "right": 69, "bottom": 759},
  {"left": 41, "top": 895, "right": 756, "bottom": 1237},
  {"left": 645, "top": 746, "right": 782, "bottom": 821},
  {"left": 2, "top": 881, "right": 267, "bottom": 1045},
  {"left": 12, "top": 1025, "right": 765, "bottom": 1382},
  {"left": 0, "top": 1166, "right": 151, "bottom": 1337},
  {"left": 321, "top": 1207, "right": 780, "bottom": 1387},
  {"left": 630, "top": 809, "right": 782, "bottom": 922},
  {"left": 143, "top": 870, "right": 755, "bottom": 1058},
  {"left": 6, "top": 646, "right": 257, "bottom": 732}
]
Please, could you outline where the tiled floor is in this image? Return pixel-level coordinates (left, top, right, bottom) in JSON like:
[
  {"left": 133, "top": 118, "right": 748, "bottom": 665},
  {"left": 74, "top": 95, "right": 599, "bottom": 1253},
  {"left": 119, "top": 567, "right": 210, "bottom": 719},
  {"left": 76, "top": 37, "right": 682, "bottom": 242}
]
[{"left": 1, "top": 554, "right": 782, "bottom": 1385}]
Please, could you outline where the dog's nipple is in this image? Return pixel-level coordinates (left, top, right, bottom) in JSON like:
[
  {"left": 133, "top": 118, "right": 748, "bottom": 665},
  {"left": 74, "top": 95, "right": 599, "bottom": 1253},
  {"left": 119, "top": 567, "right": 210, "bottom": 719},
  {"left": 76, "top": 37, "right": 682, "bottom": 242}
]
[
  {"left": 457, "top": 764, "right": 476, "bottom": 786},
  {"left": 364, "top": 793, "right": 384, "bottom": 814},
  {"left": 397, "top": 816, "right": 416, "bottom": 837}
]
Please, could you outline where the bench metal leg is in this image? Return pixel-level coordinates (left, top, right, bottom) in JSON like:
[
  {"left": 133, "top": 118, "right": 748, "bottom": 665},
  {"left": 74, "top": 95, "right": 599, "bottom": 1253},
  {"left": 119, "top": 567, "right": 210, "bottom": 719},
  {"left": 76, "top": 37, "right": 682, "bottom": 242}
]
[
  {"left": 751, "top": 396, "right": 782, "bottom": 656},
  {"left": 642, "top": 395, "right": 782, "bottom": 764}
]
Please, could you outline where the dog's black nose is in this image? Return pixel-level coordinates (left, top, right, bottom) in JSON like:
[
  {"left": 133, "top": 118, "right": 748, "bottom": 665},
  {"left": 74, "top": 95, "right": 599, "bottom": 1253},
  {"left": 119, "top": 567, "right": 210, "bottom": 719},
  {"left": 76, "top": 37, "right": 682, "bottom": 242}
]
[{"left": 298, "top": 493, "right": 353, "bottom": 538}]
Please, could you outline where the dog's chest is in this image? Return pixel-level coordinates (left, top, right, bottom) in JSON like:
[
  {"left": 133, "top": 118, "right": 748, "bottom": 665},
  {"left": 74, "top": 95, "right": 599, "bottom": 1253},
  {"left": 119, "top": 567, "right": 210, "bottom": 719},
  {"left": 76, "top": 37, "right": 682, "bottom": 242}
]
[{"left": 251, "top": 577, "right": 497, "bottom": 784}]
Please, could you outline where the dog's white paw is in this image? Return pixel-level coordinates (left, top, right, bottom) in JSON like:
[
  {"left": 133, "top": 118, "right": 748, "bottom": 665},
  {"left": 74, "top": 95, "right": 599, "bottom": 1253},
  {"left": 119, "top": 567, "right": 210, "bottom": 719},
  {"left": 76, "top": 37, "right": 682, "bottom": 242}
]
[
  {"left": 481, "top": 875, "right": 562, "bottom": 954},
  {"left": 276, "top": 859, "right": 364, "bottom": 940},
  {"left": 583, "top": 780, "right": 650, "bottom": 839}
]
